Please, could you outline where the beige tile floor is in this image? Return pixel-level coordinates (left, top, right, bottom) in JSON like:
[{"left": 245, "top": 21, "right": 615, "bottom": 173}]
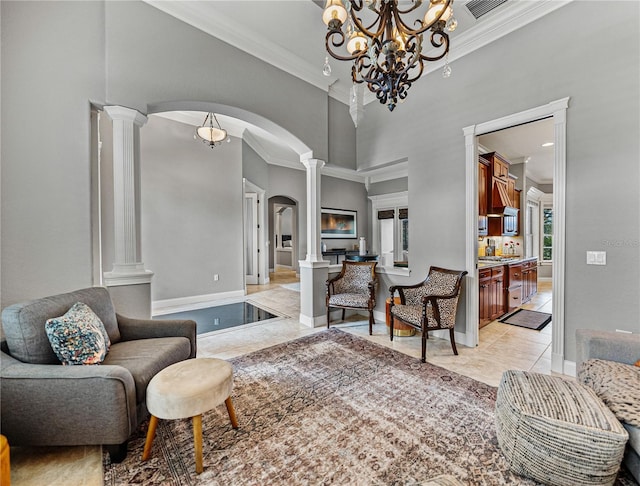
[{"left": 8, "top": 272, "right": 556, "bottom": 485}]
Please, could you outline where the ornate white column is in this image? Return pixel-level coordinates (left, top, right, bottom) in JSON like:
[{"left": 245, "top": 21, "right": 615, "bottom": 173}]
[
  {"left": 103, "top": 105, "right": 153, "bottom": 287},
  {"left": 299, "top": 158, "right": 329, "bottom": 327}
]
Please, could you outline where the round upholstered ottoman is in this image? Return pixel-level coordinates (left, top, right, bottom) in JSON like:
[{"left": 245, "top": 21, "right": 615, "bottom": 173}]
[
  {"left": 142, "top": 358, "right": 239, "bottom": 474},
  {"left": 496, "top": 370, "right": 628, "bottom": 486}
]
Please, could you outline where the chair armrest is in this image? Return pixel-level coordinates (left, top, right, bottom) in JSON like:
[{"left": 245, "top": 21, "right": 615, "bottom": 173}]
[
  {"left": 1, "top": 350, "right": 137, "bottom": 446},
  {"left": 576, "top": 329, "right": 640, "bottom": 369},
  {"left": 117, "top": 314, "right": 197, "bottom": 358}
]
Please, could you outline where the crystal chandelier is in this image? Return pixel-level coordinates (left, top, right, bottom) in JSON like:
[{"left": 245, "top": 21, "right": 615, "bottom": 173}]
[
  {"left": 195, "top": 113, "right": 228, "bottom": 148},
  {"left": 322, "top": 0, "right": 457, "bottom": 111}
]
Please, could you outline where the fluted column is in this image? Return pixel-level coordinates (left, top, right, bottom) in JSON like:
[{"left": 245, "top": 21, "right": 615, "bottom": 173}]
[
  {"left": 299, "top": 158, "right": 329, "bottom": 327},
  {"left": 103, "top": 105, "right": 153, "bottom": 288}
]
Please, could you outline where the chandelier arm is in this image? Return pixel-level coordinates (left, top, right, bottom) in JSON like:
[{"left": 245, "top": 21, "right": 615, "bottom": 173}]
[
  {"left": 418, "top": 31, "right": 450, "bottom": 61},
  {"left": 393, "top": 0, "right": 454, "bottom": 36},
  {"left": 325, "top": 31, "right": 361, "bottom": 61},
  {"left": 349, "top": 5, "right": 389, "bottom": 40}
]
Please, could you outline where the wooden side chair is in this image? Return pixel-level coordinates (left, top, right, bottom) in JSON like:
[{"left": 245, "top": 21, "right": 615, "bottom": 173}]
[
  {"left": 389, "top": 266, "right": 468, "bottom": 362},
  {"left": 326, "top": 261, "right": 378, "bottom": 335}
]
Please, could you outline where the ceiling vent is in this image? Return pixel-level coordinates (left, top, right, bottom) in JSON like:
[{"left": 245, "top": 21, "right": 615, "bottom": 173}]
[{"left": 465, "top": 0, "right": 509, "bottom": 20}]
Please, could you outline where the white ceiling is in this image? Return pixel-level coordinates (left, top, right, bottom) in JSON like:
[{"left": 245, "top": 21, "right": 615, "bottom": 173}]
[
  {"left": 479, "top": 117, "right": 555, "bottom": 184},
  {"left": 146, "top": 1, "right": 568, "bottom": 182}
]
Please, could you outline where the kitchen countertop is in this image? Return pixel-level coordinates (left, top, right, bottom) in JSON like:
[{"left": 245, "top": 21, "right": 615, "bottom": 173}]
[{"left": 477, "top": 256, "right": 537, "bottom": 268}]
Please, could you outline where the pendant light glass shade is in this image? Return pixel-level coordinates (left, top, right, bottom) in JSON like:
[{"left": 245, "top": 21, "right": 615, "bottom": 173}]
[{"left": 196, "top": 113, "right": 228, "bottom": 148}]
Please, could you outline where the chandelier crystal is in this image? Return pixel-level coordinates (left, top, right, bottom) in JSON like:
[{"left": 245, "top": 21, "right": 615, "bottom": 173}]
[
  {"left": 323, "top": 0, "right": 456, "bottom": 112},
  {"left": 195, "top": 113, "right": 228, "bottom": 148}
]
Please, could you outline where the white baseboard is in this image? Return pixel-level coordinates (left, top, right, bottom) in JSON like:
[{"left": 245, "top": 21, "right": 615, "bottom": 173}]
[
  {"left": 152, "top": 290, "right": 246, "bottom": 316},
  {"left": 563, "top": 359, "right": 576, "bottom": 377},
  {"left": 299, "top": 313, "right": 327, "bottom": 328}
]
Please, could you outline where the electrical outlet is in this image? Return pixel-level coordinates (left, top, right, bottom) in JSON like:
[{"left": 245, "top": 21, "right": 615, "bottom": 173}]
[{"left": 214, "top": 274, "right": 219, "bottom": 281}]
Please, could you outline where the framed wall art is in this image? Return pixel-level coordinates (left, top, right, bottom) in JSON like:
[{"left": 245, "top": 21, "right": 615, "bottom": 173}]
[{"left": 321, "top": 208, "right": 357, "bottom": 239}]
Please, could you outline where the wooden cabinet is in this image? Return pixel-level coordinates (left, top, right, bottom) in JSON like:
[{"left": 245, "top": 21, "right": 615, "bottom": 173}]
[
  {"left": 522, "top": 259, "right": 538, "bottom": 303},
  {"left": 506, "top": 263, "right": 523, "bottom": 312},
  {"left": 478, "top": 159, "right": 489, "bottom": 236},
  {"left": 479, "top": 265, "right": 507, "bottom": 327},
  {"left": 507, "top": 177, "right": 516, "bottom": 208},
  {"left": 479, "top": 268, "right": 492, "bottom": 327},
  {"left": 492, "top": 154, "right": 510, "bottom": 181},
  {"left": 490, "top": 266, "right": 506, "bottom": 320}
]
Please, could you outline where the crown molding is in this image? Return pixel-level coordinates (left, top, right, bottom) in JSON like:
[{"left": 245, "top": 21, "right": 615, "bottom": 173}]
[{"left": 358, "top": 158, "right": 409, "bottom": 184}]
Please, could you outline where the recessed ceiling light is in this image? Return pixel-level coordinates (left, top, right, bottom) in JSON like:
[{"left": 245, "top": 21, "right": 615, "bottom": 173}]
[{"left": 542, "top": 142, "right": 554, "bottom": 147}]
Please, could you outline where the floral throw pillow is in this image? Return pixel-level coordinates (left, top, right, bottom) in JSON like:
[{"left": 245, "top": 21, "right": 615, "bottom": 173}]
[{"left": 45, "top": 302, "right": 111, "bottom": 365}]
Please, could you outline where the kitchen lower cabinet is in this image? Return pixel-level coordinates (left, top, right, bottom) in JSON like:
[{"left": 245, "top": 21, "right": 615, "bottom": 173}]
[
  {"left": 522, "top": 259, "right": 538, "bottom": 303},
  {"left": 479, "top": 265, "right": 507, "bottom": 327},
  {"left": 506, "top": 263, "right": 523, "bottom": 312},
  {"left": 479, "top": 268, "right": 492, "bottom": 328}
]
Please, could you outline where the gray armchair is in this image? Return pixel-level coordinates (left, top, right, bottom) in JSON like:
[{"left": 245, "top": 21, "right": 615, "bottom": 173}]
[
  {"left": 576, "top": 329, "right": 640, "bottom": 483},
  {"left": 0, "top": 287, "right": 196, "bottom": 461}
]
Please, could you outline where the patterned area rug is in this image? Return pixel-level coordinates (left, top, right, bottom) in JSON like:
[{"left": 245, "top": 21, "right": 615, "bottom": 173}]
[{"left": 103, "top": 329, "right": 636, "bottom": 486}]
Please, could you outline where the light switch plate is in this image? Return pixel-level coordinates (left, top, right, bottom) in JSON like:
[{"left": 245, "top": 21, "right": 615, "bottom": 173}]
[{"left": 586, "top": 251, "right": 606, "bottom": 265}]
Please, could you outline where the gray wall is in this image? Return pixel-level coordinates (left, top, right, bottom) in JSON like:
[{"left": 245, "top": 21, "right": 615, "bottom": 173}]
[
  {"left": 357, "top": 1, "right": 640, "bottom": 360},
  {"left": 368, "top": 178, "right": 409, "bottom": 196},
  {"left": 140, "top": 116, "right": 244, "bottom": 301},
  {"left": 328, "top": 97, "right": 357, "bottom": 170},
  {"left": 320, "top": 176, "right": 369, "bottom": 252},
  {"left": 1, "top": 1, "right": 106, "bottom": 307}
]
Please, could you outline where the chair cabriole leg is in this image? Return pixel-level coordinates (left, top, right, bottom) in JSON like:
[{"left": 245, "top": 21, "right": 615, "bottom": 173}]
[
  {"left": 390, "top": 315, "right": 394, "bottom": 341},
  {"left": 421, "top": 328, "right": 427, "bottom": 363},
  {"left": 449, "top": 328, "right": 458, "bottom": 355}
]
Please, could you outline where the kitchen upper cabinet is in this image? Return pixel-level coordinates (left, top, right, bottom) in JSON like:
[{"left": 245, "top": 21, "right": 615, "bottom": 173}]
[
  {"left": 507, "top": 177, "right": 516, "bottom": 207},
  {"left": 478, "top": 158, "right": 489, "bottom": 236},
  {"left": 492, "top": 154, "right": 510, "bottom": 181}
]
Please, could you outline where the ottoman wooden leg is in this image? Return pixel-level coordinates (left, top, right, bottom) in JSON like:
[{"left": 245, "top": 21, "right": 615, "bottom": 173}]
[
  {"left": 193, "top": 414, "right": 203, "bottom": 474},
  {"left": 142, "top": 415, "right": 159, "bottom": 461},
  {"left": 225, "top": 396, "right": 239, "bottom": 429}
]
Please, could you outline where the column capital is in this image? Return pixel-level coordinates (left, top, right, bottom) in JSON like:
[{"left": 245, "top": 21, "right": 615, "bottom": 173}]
[
  {"left": 301, "top": 158, "right": 325, "bottom": 170},
  {"left": 104, "top": 105, "right": 148, "bottom": 127}
]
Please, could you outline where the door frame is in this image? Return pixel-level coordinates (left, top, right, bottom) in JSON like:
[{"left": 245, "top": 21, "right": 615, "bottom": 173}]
[
  {"left": 463, "top": 97, "right": 570, "bottom": 374},
  {"left": 273, "top": 203, "right": 297, "bottom": 271},
  {"left": 243, "top": 179, "right": 267, "bottom": 286}
]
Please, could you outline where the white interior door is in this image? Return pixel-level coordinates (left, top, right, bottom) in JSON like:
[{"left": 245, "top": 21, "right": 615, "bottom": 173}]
[{"left": 244, "top": 193, "right": 259, "bottom": 285}]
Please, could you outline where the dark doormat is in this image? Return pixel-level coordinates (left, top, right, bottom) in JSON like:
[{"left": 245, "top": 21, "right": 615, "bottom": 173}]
[{"left": 499, "top": 309, "right": 552, "bottom": 331}]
